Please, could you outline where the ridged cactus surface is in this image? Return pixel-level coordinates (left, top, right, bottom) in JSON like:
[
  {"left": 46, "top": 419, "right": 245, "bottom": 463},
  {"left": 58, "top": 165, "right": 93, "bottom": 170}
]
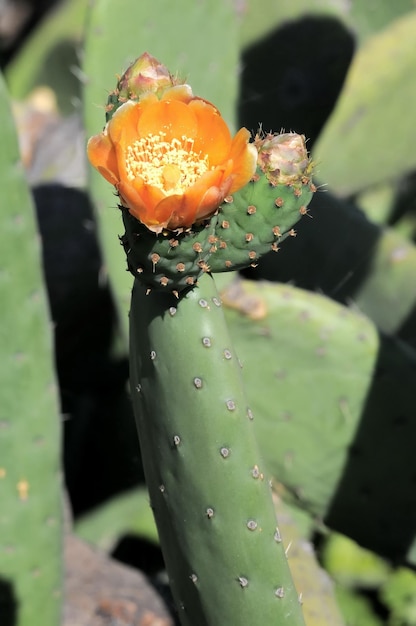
[
  {"left": 0, "top": 71, "right": 62, "bottom": 626},
  {"left": 129, "top": 273, "right": 305, "bottom": 626}
]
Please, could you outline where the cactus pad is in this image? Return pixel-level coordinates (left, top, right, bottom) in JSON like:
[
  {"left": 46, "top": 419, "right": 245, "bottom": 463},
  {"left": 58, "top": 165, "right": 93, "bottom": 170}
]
[{"left": 209, "top": 168, "right": 315, "bottom": 273}]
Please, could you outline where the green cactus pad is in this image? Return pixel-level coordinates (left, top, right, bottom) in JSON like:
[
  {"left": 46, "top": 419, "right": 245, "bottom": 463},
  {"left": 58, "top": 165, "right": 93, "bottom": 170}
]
[
  {"left": 209, "top": 170, "right": 315, "bottom": 272},
  {"left": 313, "top": 11, "right": 416, "bottom": 195},
  {"left": 129, "top": 272, "right": 305, "bottom": 626},
  {"left": 0, "top": 71, "right": 62, "bottom": 626},
  {"left": 121, "top": 208, "right": 217, "bottom": 292},
  {"left": 223, "top": 278, "right": 416, "bottom": 563},
  {"left": 222, "top": 278, "right": 376, "bottom": 519}
]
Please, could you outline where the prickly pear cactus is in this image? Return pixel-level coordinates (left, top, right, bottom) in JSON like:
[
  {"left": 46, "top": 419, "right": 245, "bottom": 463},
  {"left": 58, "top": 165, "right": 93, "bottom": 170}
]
[
  {"left": 86, "top": 44, "right": 315, "bottom": 623},
  {"left": 0, "top": 71, "right": 62, "bottom": 626}
]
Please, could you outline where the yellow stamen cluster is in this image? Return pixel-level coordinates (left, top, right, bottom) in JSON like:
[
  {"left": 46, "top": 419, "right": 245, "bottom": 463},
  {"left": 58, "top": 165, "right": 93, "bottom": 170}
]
[{"left": 125, "top": 132, "right": 210, "bottom": 195}]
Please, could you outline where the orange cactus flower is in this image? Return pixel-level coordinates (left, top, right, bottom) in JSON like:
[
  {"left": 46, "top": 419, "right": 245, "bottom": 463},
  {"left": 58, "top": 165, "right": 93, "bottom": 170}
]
[{"left": 87, "top": 85, "right": 257, "bottom": 233}]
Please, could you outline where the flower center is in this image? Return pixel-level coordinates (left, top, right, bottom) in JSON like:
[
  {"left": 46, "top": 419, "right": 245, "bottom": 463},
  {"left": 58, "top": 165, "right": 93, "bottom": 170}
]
[{"left": 125, "top": 132, "right": 210, "bottom": 195}]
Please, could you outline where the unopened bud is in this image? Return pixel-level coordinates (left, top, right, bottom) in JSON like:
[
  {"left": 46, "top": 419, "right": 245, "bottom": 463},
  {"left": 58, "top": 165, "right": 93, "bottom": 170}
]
[
  {"left": 118, "top": 52, "right": 178, "bottom": 100},
  {"left": 106, "top": 52, "right": 186, "bottom": 121},
  {"left": 255, "top": 132, "right": 310, "bottom": 186}
]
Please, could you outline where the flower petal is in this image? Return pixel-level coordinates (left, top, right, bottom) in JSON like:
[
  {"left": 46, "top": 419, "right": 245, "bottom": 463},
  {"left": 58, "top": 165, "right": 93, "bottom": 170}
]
[
  {"left": 160, "top": 84, "right": 194, "bottom": 103},
  {"left": 227, "top": 128, "right": 257, "bottom": 193},
  {"left": 194, "top": 185, "right": 228, "bottom": 221},
  {"left": 137, "top": 99, "right": 198, "bottom": 143},
  {"left": 188, "top": 98, "right": 232, "bottom": 164},
  {"left": 87, "top": 75, "right": 257, "bottom": 233},
  {"left": 108, "top": 100, "right": 143, "bottom": 147},
  {"left": 118, "top": 177, "right": 165, "bottom": 225},
  {"left": 166, "top": 168, "right": 227, "bottom": 229},
  {"left": 87, "top": 132, "right": 119, "bottom": 185}
]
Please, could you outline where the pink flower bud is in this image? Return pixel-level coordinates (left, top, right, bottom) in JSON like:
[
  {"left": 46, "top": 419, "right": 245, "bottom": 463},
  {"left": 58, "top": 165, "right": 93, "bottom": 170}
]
[
  {"left": 117, "top": 52, "right": 178, "bottom": 101},
  {"left": 256, "top": 132, "right": 310, "bottom": 186}
]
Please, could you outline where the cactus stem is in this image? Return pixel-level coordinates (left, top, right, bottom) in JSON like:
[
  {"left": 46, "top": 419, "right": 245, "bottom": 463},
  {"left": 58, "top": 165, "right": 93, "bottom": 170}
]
[{"left": 127, "top": 272, "right": 306, "bottom": 624}]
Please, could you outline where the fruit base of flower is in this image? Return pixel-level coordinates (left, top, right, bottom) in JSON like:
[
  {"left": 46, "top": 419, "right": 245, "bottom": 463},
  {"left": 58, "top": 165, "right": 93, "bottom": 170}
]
[{"left": 121, "top": 208, "right": 218, "bottom": 294}]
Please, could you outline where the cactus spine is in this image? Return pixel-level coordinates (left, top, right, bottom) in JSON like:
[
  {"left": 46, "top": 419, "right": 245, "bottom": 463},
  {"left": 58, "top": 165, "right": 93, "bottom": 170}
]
[{"left": 129, "top": 273, "right": 305, "bottom": 625}]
